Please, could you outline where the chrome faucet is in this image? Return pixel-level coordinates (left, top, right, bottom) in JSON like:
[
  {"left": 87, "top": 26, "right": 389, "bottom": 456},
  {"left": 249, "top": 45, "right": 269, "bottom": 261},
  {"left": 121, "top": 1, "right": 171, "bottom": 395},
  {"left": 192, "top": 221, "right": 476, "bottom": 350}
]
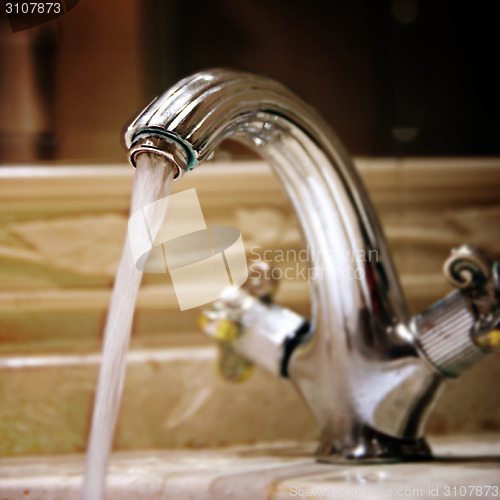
[{"left": 125, "top": 69, "right": 500, "bottom": 462}]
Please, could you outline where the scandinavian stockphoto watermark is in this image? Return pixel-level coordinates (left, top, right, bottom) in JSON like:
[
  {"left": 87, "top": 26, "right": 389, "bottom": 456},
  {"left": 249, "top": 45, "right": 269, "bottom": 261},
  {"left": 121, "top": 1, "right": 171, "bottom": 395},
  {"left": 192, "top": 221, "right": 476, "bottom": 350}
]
[
  {"left": 128, "top": 188, "right": 248, "bottom": 311},
  {"left": 288, "top": 484, "right": 499, "bottom": 497},
  {"left": 127, "top": 188, "right": 379, "bottom": 309},
  {"left": 248, "top": 245, "right": 379, "bottom": 283}
]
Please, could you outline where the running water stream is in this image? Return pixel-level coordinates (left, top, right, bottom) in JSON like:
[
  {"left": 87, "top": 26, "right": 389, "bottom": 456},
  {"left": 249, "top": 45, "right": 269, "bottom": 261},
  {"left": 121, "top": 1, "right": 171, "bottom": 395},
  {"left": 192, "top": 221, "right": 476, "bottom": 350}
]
[{"left": 82, "top": 154, "right": 176, "bottom": 500}]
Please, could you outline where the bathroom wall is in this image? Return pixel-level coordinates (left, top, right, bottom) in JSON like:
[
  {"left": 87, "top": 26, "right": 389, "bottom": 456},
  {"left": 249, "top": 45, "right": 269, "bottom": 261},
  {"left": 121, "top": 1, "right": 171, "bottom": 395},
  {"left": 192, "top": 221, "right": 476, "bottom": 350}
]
[{"left": 1, "top": 159, "right": 499, "bottom": 455}]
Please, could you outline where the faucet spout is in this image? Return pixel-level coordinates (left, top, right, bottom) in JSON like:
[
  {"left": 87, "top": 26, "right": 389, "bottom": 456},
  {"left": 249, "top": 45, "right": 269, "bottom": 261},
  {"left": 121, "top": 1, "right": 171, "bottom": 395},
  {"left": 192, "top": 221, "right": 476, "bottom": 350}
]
[{"left": 125, "top": 69, "right": 499, "bottom": 462}]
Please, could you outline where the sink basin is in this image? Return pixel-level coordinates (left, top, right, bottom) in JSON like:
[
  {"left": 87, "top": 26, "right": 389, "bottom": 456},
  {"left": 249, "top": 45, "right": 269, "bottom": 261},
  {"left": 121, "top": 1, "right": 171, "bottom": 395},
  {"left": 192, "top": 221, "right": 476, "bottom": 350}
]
[{"left": 0, "top": 435, "right": 499, "bottom": 499}]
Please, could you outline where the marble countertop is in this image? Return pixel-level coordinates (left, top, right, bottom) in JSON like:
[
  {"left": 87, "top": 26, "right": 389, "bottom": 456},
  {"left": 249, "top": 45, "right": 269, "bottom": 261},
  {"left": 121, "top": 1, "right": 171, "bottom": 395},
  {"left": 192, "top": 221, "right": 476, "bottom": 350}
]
[{"left": 0, "top": 434, "right": 499, "bottom": 499}]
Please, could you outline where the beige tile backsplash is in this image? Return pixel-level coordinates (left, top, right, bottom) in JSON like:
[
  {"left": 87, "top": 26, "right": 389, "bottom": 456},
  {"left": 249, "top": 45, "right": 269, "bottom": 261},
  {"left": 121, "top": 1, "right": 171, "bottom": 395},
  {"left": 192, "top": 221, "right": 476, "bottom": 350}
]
[{"left": 0, "top": 158, "right": 499, "bottom": 455}]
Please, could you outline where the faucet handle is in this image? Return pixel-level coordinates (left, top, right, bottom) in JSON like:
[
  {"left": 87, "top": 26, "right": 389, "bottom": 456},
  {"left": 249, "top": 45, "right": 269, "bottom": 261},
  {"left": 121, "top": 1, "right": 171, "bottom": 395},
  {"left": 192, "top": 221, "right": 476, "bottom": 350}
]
[
  {"left": 443, "top": 244, "right": 500, "bottom": 346},
  {"left": 198, "top": 259, "right": 308, "bottom": 380},
  {"left": 414, "top": 245, "right": 500, "bottom": 377},
  {"left": 443, "top": 244, "right": 497, "bottom": 293},
  {"left": 198, "top": 260, "right": 278, "bottom": 383}
]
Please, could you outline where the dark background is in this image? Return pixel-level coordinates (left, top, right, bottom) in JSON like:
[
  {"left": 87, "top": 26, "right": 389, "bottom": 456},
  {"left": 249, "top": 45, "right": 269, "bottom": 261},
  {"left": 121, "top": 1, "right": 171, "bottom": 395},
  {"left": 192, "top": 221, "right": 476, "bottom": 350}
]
[
  {"left": 143, "top": 0, "right": 499, "bottom": 157},
  {"left": 1, "top": 0, "right": 498, "bottom": 162}
]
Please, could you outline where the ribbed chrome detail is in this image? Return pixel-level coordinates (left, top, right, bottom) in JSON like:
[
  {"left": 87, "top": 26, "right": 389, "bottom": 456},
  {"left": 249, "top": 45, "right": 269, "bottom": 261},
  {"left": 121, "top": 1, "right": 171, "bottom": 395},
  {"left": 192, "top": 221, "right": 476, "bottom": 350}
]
[{"left": 415, "top": 292, "right": 485, "bottom": 377}]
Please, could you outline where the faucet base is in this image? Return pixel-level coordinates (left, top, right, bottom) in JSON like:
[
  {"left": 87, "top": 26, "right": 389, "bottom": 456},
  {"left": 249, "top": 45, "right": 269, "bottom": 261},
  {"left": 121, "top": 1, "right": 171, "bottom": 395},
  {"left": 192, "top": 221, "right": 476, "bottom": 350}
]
[{"left": 315, "top": 425, "right": 433, "bottom": 464}]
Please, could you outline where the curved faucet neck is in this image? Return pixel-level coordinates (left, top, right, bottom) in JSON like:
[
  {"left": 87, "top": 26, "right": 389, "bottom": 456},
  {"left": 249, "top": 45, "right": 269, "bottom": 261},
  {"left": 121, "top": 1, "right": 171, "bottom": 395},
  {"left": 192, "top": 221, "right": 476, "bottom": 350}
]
[
  {"left": 126, "top": 69, "right": 408, "bottom": 328},
  {"left": 126, "top": 69, "right": 439, "bottom": 461}
]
